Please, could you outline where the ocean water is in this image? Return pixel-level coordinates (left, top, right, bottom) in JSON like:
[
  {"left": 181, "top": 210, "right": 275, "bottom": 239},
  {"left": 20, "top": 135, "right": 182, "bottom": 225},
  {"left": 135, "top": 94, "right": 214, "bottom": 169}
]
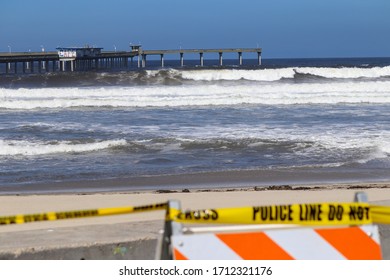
[{"left": 1, "top": 57, "right": 390, "bottom": 191}]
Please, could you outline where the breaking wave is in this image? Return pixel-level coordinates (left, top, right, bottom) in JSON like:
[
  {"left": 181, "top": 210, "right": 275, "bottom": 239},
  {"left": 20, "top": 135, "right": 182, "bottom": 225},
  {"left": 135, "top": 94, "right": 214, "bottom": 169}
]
[
  {"left": 178, "top": 66, "right": 390, "bottom": 81},
  {"left": 1, "top": 80, "right": 390, "bottom": 109},
  {"left": 0, "top": 139, "right": 127, "bottom": 156},
  {"left": 1, "top": 65, "right": 390, "bottom": 109},
  {"left": 1, "top": 66, "right": 390, "bottom": 88}
]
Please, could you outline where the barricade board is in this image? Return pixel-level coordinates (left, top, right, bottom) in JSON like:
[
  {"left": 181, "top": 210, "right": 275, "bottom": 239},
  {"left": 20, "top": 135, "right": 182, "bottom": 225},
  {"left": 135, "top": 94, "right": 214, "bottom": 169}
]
[{"left": 172, "top": 225, "right": 382, "bottom": 260}]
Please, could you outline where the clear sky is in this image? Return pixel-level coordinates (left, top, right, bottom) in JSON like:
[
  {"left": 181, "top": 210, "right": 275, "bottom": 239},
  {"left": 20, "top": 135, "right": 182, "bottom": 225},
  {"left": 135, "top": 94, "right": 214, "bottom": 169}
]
[{"left": 1, "top": 0, "right": 390, "bottom": 58}]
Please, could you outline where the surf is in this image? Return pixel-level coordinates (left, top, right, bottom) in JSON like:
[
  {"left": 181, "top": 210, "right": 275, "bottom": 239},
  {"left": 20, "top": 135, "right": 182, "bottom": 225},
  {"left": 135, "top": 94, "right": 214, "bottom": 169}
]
[{"left": 1, "top": 80, "right": 390, "bottom": 109}]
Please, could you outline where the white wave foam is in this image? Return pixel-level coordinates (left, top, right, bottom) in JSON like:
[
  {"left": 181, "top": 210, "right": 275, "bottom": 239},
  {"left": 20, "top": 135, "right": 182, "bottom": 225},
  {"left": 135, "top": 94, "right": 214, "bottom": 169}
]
[
  {"left": 178, "top": 66, "right": 390, "bottom": 81},
  {"left": 1, "top": 80, "right": 390, "bottom": 109},
  {"left": 0, "top": 139, "right": 127, "bottom": 156},
  {"left": 295, "top": 66, "right": 390, "bottom": 79},
  {"left": 379, "top": 141, "right": 390, "bottom": 155},
  {"left": 180, "top": 68, "right": 296, "bottom": 81},
  {"left": 156, "top": 123, "right": 390, "bottom": 164}
]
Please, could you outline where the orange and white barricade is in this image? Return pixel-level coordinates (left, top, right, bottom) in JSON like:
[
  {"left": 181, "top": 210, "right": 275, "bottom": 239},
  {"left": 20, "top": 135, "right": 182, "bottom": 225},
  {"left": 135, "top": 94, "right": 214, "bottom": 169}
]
[
  {"left": 171, "top": 224, "right": 381, "bottom": 260},
  {"left": 157, "top": 192, "right": 384, "bottom": 260}
]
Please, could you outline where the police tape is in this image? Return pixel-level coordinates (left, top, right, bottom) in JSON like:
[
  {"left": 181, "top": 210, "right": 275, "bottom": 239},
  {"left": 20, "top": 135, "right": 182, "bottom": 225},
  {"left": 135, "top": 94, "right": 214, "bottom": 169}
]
[
  {"left": 168, "top": 202, "right": 390, "bottom": 226},
  {"left": 1, "top": 201, "right": 390, "bottom": 226},
  {"left": 0, "top": 202, "right": 167, "bottom": 225},
  {"left": 370, "top": 205, "right": 390, "bottom": 224}
]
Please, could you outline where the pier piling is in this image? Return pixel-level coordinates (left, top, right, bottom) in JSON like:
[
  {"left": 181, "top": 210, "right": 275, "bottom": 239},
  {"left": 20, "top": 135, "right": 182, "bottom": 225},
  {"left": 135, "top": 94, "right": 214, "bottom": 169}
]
[
  {"left": 180, "top": 53, "right": 184, "bottom": 67},
  {"left": 238, "top": 52, "right": 243, "bottom": 66},
  {"left": 160, "top": 54, "right": 164, "bottom": 68},
  {"left": 219, "top": 52, "right": 223, "bottom": 66}
]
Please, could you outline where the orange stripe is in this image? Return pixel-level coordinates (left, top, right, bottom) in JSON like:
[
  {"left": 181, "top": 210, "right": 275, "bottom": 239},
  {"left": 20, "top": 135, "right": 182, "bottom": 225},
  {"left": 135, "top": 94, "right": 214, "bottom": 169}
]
[
  {"left": 216, "top": 232, "right": 294, "bottom": 260},
  {"left": 173, "top": 248, "right": 188, "bottom": 260},
  {"left": 316, "top": 227, "right": 382, "bottom": 260}
]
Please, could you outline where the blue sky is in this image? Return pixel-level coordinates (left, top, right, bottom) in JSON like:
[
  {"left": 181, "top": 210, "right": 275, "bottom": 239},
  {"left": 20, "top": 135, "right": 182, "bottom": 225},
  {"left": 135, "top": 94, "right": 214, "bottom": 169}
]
[{"left": 1, "top": 0, "right": 390, "bottom": 58}]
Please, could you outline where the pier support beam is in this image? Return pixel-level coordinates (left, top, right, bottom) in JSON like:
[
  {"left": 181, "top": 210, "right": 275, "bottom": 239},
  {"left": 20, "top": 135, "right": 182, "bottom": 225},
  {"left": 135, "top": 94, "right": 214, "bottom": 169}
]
[
  {"left": 219, "top": 52, "right": 223, "bottom": 66},
  {"left": 142, "top": 54, "right": 146, "bottom": 68},
  {"left": 70, "top": 60, "right": 74, "bottom": 72},
  {"left": 200, "top": 52, "right": 204, "bottom": 67},
  {"left": 160, "top": 54, "right": 164, "bottom": 68},
  {"left": 180, "top": 53, "right": 184, "bottom": 67},
  {"left": 238, "top": 52, "right": 242, "bottom": 66},
  {"left": 257, "top": 52, "right": 262, "bottom": 66}
]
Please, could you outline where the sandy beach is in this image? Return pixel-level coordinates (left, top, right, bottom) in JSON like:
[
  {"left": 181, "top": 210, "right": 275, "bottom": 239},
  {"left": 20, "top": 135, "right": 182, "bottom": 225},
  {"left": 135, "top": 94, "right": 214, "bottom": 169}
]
[{"left": 1, "top": 182, "right": 390, "bottom": 259}]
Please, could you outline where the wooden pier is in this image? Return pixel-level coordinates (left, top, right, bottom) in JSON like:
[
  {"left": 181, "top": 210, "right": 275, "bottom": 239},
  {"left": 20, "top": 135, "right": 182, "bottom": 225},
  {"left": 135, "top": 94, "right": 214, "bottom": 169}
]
[{"left": 0, "top": 47, "right": 262, "bottom": 75}]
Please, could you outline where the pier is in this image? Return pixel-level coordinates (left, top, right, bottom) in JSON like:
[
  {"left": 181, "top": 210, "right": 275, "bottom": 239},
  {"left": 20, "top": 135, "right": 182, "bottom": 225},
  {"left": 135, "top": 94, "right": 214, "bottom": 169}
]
[
  {"left": 0, "top": 47, "right": 262, "bottom": 75},
  {"left": 140, "top": 48, "right": 262, "bottom": 68}
]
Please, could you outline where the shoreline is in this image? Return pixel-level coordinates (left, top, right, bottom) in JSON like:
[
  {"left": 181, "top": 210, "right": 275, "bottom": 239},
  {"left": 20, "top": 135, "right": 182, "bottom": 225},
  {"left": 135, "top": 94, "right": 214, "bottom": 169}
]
[{"left": 1, "top": 167, "right": 389, "bottom": 195}]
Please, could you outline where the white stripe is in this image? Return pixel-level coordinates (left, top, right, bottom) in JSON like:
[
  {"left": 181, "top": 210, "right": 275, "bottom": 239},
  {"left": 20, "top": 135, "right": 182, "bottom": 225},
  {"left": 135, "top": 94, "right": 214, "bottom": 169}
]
[
  {"left": 172, "top": 234, "right": 241, "bottom": 260},
  {"left": 360, "top": 225, "right": 381, "bottom": 245},
  {"left": 265, "top": 228, "right": 346, "bottom": 260}
]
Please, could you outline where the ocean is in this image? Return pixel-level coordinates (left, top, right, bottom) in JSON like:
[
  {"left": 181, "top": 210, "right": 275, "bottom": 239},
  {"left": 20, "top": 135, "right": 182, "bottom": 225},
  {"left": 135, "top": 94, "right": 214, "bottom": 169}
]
[{"left": 1, "top": 57, "right": 390, "bottom": 193}]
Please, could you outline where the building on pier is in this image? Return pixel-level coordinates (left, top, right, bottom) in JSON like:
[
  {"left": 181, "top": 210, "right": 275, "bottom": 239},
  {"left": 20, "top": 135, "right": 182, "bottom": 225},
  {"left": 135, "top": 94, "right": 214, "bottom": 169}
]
[
  {"left": 56, "top": 46, "right": 104, "bottom": 71},
  {"left": 56, "top": 47, "right": 103, "bottom": 59}
]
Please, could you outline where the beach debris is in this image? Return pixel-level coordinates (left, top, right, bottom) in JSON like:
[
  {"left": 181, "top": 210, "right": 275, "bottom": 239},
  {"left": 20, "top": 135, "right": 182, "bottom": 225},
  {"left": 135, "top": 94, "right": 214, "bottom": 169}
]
[
  {"left": 266, "top": 185, "right": 293, "bottom": 190},
  {"left": 155, "top": 189, "right": 178, "bottom": 194}
]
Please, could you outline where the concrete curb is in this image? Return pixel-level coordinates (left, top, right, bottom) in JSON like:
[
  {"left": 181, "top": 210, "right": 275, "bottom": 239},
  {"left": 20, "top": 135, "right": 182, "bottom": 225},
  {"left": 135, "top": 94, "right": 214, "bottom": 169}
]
[{"left": 0, "top": 239, "right": 158, "bottom": 260}]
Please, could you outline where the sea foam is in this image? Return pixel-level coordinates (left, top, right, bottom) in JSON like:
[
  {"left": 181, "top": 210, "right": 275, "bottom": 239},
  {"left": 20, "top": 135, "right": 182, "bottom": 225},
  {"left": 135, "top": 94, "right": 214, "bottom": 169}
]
[{"left": 1, "top": 80, "right": 390, "bottom": 109}]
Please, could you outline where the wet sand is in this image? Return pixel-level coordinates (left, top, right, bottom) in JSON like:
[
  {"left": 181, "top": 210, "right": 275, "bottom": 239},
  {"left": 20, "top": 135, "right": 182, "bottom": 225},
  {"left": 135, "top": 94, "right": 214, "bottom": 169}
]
[
  {"left": 0, "top": 167, "right": 388, "bottom": 195},
  {"left": 1, "top": 182, "right": 390, "bottom": 259}
]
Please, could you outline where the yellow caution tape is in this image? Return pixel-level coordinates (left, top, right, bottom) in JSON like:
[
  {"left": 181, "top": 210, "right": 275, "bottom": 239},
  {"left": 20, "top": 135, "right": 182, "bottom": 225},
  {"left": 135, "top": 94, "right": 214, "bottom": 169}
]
[
  {"left": 371, "top": 205, "right": 390, "bottom": 224},
  {"left": 0, "top": 202, "right": 167, "bottom": 225},
  {"left": 1, "top": 200, "right": 390, "bottom": 227},
  {"left": 168, "top": 203, "right": 373, "bottom": 226}
]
